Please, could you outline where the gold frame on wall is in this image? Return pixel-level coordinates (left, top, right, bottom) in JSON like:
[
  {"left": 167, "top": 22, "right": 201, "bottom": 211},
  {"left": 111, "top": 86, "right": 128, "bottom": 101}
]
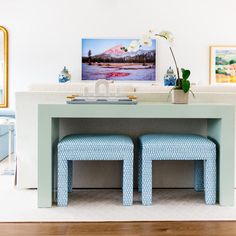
[
  {"left": 0, "top": 25, "right": 8, "bottom": 108},
  {"left": 209, "top": 45, "right": 236, "bottom": 85}
]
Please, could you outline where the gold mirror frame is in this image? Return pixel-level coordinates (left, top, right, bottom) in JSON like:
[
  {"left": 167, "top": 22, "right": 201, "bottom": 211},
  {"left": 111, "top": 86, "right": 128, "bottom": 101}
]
[{"left": 0, "top": 25, "right": 8, "bottom": 108}]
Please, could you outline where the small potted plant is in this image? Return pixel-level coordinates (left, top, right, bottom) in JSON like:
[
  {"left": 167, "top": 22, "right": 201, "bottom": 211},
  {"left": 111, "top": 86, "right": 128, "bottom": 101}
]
[
  {"left": 171, "top": 68, "right": 191, "bottom": 104},
  {"left": 126, "top": 30, "right": 193, "bottom": 104},
  {"left": 154, "top": 31, "right": 192, "bottom": 104}
]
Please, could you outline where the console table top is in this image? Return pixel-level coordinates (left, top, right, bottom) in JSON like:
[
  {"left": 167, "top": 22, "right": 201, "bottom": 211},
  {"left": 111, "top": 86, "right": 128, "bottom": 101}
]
[{"left": 38, "top": 102, "right": 234, "bottom": 119}]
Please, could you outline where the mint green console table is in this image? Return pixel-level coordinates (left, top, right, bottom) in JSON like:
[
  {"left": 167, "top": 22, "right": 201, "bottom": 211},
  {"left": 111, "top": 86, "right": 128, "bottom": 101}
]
[{"left": 38, "top": 103, "right": 235, "bottom": 207}]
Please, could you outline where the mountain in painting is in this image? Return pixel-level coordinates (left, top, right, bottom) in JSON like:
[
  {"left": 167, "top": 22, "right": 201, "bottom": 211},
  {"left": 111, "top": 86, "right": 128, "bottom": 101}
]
[
  {"left": 103, "top": 44, "right": 125, "bottom": 56},
  {"left": 82, "top": 44, "right": 155, "bottom": 63}
]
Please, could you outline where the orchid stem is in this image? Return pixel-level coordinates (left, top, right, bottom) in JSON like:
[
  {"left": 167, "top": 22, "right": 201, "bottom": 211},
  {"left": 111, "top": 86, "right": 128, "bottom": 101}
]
[
  {"left": 155, "top": 33, "right": 180, "bottom": 80},
  {"left": 169, "top": 47, "right": 180, "bottom": 80}
]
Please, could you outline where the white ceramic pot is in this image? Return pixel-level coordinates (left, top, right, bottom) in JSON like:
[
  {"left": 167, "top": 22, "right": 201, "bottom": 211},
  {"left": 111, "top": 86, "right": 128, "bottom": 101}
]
[{"left": 171, "top": 89, "right": 189, "bottom": 104}]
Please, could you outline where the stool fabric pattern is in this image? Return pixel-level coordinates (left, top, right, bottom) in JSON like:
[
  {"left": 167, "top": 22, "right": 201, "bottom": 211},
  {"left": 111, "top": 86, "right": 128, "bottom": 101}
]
[
  {"left": 139, "top": 134, "right": 216, "bottom": 205},
  {"left": 57, "top": 134, "right": 134, "bottom": 207}
]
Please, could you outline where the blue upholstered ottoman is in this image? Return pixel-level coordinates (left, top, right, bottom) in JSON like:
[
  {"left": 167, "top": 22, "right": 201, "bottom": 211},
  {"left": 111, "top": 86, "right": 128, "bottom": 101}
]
[
  {"left": 139, "top": 134, "right": 216, "bottom": 205},
  {"left": 57, "top": 134, "right": 134, "bottom": 206}
]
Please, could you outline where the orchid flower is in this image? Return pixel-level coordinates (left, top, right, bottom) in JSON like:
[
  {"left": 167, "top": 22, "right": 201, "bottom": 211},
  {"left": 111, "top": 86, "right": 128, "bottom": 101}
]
[
  {"left": 140, "top": 34, "right": 152, "bottom": 47},
  {"left": 148, "top": 29, "right": 154, "bottom": 37},
  {"left": 154, "top": 30, "right": 180, "bottom": 80},
  {"left": 126, "top": 29, "right": 190, "bottom": 91},
  {"left": 157, "top": 30, "right": 174, "bottom": 43},
  {"left": 128, "top": 40, "right": 140, "bottom": 52}
]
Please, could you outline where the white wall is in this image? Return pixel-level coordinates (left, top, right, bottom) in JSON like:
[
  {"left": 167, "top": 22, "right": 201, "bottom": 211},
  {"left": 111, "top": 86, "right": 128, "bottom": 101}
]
[{"left": 1, "top": 0, "right": 236, "bottom": 107}]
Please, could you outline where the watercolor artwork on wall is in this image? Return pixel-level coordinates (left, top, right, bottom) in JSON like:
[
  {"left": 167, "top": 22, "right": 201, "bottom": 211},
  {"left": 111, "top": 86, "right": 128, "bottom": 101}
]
[
  {"left": 82, "top": 38, "right": 156, "bottom": 81},
  {"left": 210, "top": 46, "right": 236, "bottom": 85}
]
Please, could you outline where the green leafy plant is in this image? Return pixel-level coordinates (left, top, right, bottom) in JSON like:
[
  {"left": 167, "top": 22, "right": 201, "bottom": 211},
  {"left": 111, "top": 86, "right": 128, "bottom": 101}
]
[
  {"left": 176, "top": 68, "right": 191, "bottom": 93},
  {"left": 168, "top": 67, "right": 194, "bottom": 99}
]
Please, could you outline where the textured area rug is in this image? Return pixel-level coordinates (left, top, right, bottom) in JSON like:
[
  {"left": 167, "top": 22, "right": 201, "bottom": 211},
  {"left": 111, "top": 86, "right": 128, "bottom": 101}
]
[{"left": 1, "top": 176, "right": 236, "bottom": 222}]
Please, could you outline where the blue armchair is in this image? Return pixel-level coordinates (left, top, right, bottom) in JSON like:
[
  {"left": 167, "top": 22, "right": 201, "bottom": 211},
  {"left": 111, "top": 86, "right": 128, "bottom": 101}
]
[{"left": 0, "top": 110, "right": 15, "bottom": 161}]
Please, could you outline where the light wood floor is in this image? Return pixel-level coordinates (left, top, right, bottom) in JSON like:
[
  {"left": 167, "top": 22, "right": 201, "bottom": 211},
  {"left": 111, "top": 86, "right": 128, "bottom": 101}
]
[{"left": 0, "top": 222, "right": 236, "bottom": 236}]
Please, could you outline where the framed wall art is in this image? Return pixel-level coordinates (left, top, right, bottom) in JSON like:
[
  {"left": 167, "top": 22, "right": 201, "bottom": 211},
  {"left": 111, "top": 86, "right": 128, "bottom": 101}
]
[
  {"left": 210, "top": 46, "right": 236, "bottom": 85},
  {"left": 82, "top": 38, "right": 156, "bottom": 81}
]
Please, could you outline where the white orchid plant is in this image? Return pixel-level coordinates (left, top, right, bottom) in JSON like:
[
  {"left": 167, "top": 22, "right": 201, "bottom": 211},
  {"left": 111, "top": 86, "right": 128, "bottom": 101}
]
[{"left": 124, "top": 30, "right": 191, "bottom": 93}]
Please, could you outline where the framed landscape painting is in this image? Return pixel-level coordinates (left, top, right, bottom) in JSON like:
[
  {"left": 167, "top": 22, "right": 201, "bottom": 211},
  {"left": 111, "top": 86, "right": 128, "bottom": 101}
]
[
  {"left": 210, "top": 46, "right": 236, "bottom": 85},
  {"left": 82, "top": 38, "right": 156, "bottom": 81}
]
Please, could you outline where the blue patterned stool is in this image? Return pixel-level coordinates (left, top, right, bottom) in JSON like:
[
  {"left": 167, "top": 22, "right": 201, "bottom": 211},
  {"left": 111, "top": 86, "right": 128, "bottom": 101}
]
[
  {"left": 138, "top": 134, "right": 216, "bottom": 205},
  {"left": 57, "top": 134, "right": 134, "bottom": 206}
]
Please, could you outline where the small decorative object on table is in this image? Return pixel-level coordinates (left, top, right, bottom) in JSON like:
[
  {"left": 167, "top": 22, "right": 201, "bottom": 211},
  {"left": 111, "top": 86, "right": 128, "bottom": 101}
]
[
  {"left": 66, "top": 95, "right": 137, "bottom": 105},
  {"left": 127, "top": 30, "right": 194, "bottom": 104},
  {"left": 58, "top": 66, "right": 71, "bottom": 83},
  {"left": 95, "top": 79, "right": 110, "bottom": 96},
  {"left": 164, "top": 67, "right": 176, "bottom": 86}
]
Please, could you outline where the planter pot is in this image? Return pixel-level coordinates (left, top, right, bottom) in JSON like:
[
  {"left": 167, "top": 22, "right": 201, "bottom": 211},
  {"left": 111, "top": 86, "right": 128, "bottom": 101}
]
[{"left": 171, "top": 89, "right": 189, "bottom": 104}]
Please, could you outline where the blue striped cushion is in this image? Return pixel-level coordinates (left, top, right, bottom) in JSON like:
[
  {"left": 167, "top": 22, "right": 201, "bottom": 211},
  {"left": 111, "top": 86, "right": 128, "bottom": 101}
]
[
  {"left": 58, "top": 134, "right": 133, "bottom": 152},
  {"left": 139, "top": 134, "right": 216, "bottom": 160}
]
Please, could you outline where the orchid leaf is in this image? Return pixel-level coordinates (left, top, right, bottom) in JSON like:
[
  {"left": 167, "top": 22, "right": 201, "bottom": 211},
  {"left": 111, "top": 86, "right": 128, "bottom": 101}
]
[
  {"left": 182, "top": 79, "right": 190, "bottom": 93},
  {"left": 181, "top": 68, "right": 191, "bottom": 80}
]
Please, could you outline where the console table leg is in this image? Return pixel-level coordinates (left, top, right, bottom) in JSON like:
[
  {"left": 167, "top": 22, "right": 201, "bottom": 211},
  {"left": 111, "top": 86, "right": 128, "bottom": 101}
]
[{"left": 208, "top": 116, "right": 235, "bottom": 206}]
